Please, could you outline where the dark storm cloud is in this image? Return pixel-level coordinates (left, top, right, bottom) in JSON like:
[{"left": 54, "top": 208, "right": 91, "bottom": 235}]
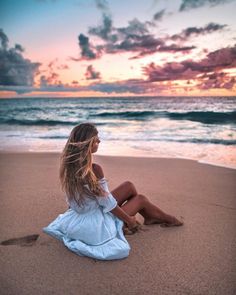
[
  {"left": 85, "top": 65, "right": 101, "bottom": 80},
  {"left": 179, "top": 0, "right": 234, "bottom": 11},
  {"left": 143, "top": 45, "right": 236, "bottom": 82},
  {"left": 171, "top": 23, "right": 227, "bottom": 41},
  {"left": 0, "top": 29, "right": 41, "bottom": 86},
  {"left": 78, "top": 33, "right": 101, "bottom": 60}
]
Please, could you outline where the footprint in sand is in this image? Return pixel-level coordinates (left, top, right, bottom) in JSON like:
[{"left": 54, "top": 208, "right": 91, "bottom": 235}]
[{"left": 1, "top": 234, "right": 39, "bottom": 247}]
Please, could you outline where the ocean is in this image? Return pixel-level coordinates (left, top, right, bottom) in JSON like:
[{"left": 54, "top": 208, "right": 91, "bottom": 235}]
[{"left": 0, "top": 96, "right": 236, "bottom": 169}]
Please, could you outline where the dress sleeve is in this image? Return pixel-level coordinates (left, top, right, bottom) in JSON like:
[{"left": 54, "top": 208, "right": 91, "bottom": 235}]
[{"left": 96, "top": 178, "right": 117, "bottom": 213}]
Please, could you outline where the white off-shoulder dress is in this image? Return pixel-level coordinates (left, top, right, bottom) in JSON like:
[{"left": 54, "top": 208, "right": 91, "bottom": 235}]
[{"left": 43, "top": 178, "right": 130, "bottom": 260}]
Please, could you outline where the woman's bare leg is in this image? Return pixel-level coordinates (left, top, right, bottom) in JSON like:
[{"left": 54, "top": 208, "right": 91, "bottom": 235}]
[
  {"left": 111, "top": 182, "right": 183, "bottom": 226},
  {"left": 121, "top": 194, "right": 183, "bottom": 226},
  {"left": 111, "top": 181, "right": 138, "bottom": 206}
]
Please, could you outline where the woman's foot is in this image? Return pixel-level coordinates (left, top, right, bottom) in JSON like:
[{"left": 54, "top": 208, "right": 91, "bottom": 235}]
[
  {"left": 144, "top": 218, "right": 165, "bottom": 225},
  {"left": 144, "top": 215, "right": 184, "bottom": 227},
  {"left": 160, "top": 215, "right": 184, "bottom": 227}
]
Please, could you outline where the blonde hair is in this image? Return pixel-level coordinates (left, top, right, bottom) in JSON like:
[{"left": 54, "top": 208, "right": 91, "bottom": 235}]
[{"left": 60, "top": 123, "right": 105, "bottom": 205}]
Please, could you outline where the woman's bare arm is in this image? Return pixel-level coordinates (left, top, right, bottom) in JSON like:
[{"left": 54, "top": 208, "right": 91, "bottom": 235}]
[
  {"left": 111, "top": 206, "right": 137, "bottom": 228},
  {"left": 93, "top": 163, "right": 137, "bottom": 228}
]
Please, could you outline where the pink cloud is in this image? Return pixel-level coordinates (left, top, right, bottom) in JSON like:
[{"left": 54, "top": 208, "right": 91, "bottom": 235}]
[{"left": 143, "top": 45, "right": 236, "bottom": 86}]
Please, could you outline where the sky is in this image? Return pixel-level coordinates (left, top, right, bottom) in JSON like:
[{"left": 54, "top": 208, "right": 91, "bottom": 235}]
[{"left": 0, "top": 0, "right": 236, "bottom": 98}]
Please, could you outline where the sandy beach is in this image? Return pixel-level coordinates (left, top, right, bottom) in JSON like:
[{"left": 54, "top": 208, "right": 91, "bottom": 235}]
[{"left": 0, "top": 152, "right": 236, "bottom": 295}]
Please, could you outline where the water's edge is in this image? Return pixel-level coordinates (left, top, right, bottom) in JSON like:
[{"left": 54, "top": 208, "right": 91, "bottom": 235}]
[{"left": 0, "top": 149, "right": 235, "bottom": 170}]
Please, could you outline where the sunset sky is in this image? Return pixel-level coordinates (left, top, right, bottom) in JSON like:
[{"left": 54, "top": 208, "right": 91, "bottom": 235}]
[{"left": 0, "top": 0, "right": 236, "bottom": 97}]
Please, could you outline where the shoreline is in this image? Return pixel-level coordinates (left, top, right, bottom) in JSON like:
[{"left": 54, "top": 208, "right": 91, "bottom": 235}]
[{"left": 0, "top": 149, "right": 235, "bottom": 170}]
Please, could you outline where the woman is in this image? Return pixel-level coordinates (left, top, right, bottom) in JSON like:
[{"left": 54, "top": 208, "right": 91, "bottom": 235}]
[{"left": 43, "top": 123, "right": 183, "bottom": 260}]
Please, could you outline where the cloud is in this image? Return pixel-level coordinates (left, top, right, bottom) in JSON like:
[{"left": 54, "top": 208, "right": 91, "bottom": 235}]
[
  {"left": 199, "top": 72, "right": 235, "bottom": 89},
  {"left": 171, "top": 22, "right": 227, "bottom": 41},
  {"left": 85, "top": 65, "right": 101, "bottom": 80},
  {"left": 0, "top": 29, "right": 41, "bottom": 86},
  {"left": 88, "top": 16, "right": 151, "bottom": 43},
  {"left": 143, "top": 44, "right": 236, "bottom": 89},
  {"left": 206, "top": 45, "right": 236, "bottom": 68},
  {"left": 88, "top": 14, "right": 116, "bottom": 42},
  {"left": 88, "top": 78, "right": 174, "bottom": 94},
  {"left": 0, "top": 83, "right": 88, "bottom": 94},
  {"left": 47, "top": 59, "right": 69, "bottom": 70},
  {"left": 114, "top": 34, "right": 163, "bottom": 53},
  {"left": 114, "top": 19, "right": 196, "bottom": 57},
  {"left": 57, "top": 64, "right": 69, "bottom": 70},
  {"left": 14, "top": 44, "right": 24, "bottom": 52},
  {"left": 40, "top": 72, "right": 61, "bottom": 87},
  {"left": 117, "top": 18, "right": 150, "bottom": 36},
  {"left": 0, "top": 29, "right": 8, "bottom": 50},
  {"left": 38, "top": 59, "right": 68, "bottom": 87},
  {"left": 0, "top": 85, "right": 36, "bottom": 94},
  {"left": 77, "top": 5, "right": 232, "bottom": 61},
  {"left": 128, "top": 40, "right": 195, "bottom": 59},
  {"left": 179, "top": 0, "right": 234, "bottom": 11},
  {"left": 153, "top": 9, "right": 165, "bottom": 21},
  {"left": 78, "top": 33, "right": 101, "bottom": 60},
  {"left": 83, "top": 15, "right": 196, "bottom": 60},
  {"left": 95, "top": 0, "right": 110, "bottom": 13},
  {"left": 0, "top": 78, "right": 165, "bottom": 95},
  {"left": 89, "top": 79, "right": 151, "bottom": 94}
]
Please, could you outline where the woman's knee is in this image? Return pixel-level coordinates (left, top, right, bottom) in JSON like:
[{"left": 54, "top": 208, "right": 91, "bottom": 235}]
[
  {"left": 136, "top": 194, "right": 148, "bottom": 204},
  {"left": 124, "top": 181, "right": 137, "bottom": 196}
]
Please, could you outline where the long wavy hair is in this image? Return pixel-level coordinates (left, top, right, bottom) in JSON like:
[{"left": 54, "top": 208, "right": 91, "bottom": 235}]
[{"left": 60, "top": 123, "right": 106, "bottom": 205}]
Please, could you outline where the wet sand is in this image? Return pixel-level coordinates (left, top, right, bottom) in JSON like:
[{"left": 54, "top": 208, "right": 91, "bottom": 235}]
[{"left": 0, "top": 152, "right": 236, "bottom": 295}]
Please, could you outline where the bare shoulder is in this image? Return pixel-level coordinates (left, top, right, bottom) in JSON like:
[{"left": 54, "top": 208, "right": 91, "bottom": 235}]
[{"left": 92, "top": 163, "right": 104, "bottom": 179}]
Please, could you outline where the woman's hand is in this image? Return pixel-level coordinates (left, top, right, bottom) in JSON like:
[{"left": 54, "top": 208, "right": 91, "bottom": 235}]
[
  {"left": 126, "top": 216, "right": 139, "bottom": 230},
  {"left": 123, "top": 216, "right": 141, "bottom": 235},
  {"left": 110, "top": 206, "right": 141, "bottom": 234}
]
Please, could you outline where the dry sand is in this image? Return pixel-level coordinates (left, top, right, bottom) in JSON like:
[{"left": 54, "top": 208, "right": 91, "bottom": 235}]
[{"left": 0, "top": 152, "right": 236, "bottom": 295}]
